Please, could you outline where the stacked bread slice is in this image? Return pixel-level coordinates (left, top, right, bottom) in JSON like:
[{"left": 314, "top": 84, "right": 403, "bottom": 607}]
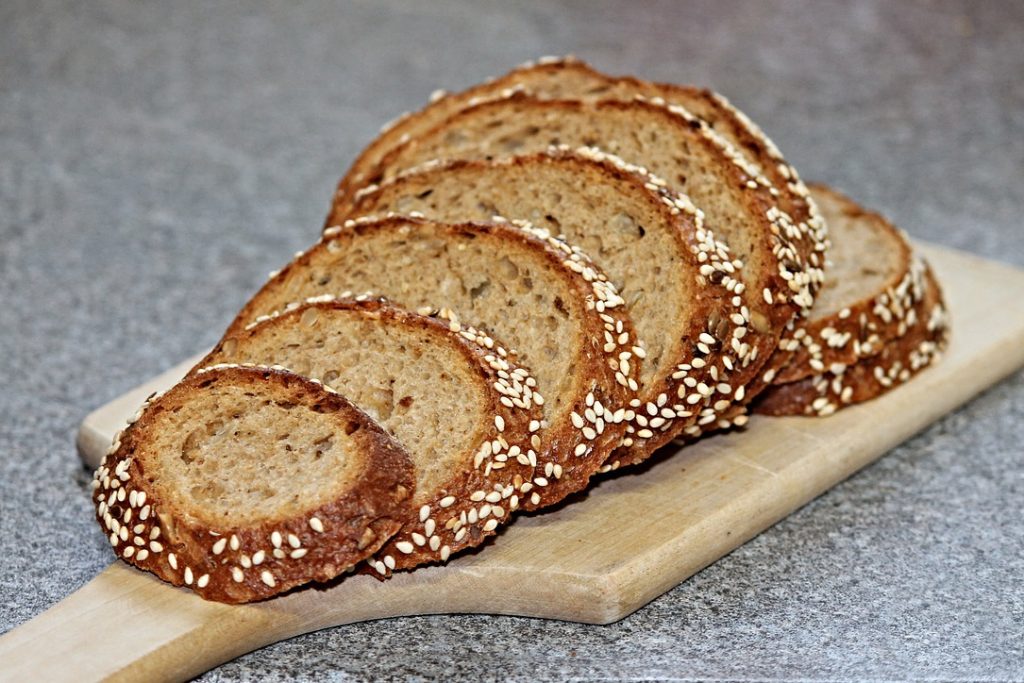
[{"left": 92, "top": 57, "right": 948, "bottom": 602}]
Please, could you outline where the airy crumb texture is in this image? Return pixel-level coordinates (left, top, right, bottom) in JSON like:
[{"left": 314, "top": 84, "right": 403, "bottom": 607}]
[
  {"left": 340, "top": 147, "right": 755, "bottom": 464},
  {"left": 771, "top": 184, "right": 924, "bottom": 385},
  {"left": 345, "top": 93, "right": 810, "bottom": 338},
  {"left": 330, "top": 57, "right": 828, "bottom": 299},
  {"left": 197, "top": 298, "right": 545, "bottom": 575},
  {"left": 91, "top": 366, "right": 415, "bottom": 603},
  {"left": 226, "top": 216, "right": 636, "bottom": 512}
]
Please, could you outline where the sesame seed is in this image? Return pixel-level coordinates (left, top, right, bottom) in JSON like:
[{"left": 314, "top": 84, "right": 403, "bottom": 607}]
[
  {"left": 232, "top": 567, "right": 244, "bottom": 583},
  {"left": 396, "top": 541, "right": 414, "bottom": 554},
  {"left": 308, "top": 517, "right": 324, "bottom": 533},
  {"left": 252, "top": 550, "right": 265, "bottom": 565},
  {"left": 260, "top": 571, "right": 275, "bottom": 588},
  {"left": 212, "top": 538, "right": 227, "bottom": 555},
  {"left": 168, "top": 553, "right": 177, "bottom": 570},
  {"left": 184, "top": 567, "right": 194, "bottom": 585},
  {"left": 197, "top": 574, "right": 210, "bottom": 589}
]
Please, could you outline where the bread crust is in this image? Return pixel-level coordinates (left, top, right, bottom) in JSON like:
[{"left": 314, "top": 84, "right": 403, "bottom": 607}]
[
  {"left": 90, "top": 366, "right": 415, "bottom": 603},
  {"left": 335, "top": 147, "right": 760, "bottom": 467},
  {"left": 771, "top": 184, "right": 924, "bottom": 384},
  {"left": 222, "top": 216, "right": 638, "bottom": 514},
  {"left": 337, "top": 93, "right": 811, "bottom": 333},
  {"left": 195, "top": 298, "right": 545, "bottom": 576},
  {"left": 330, "top": 57, "right": 828, "bottom": 302},
  {"left": 755, "top": 263, "right": 948, "bottom": 416}
]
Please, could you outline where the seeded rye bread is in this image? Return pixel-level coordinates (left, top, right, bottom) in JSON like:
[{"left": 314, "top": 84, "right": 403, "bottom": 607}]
[
  {"left": 91, "top": 366, "right": 415, "bottom": 603},
  {"left": 225, "top": 216, "right": 638, "bottom": 508},
  {"left": 333, "top": 92, "right": 814, "bottom": 325},
  {"left": 756, "top": 263, "right": 948, "bottom": 416},
  {"left": 338, "top": 147, "right": 752, "bottom": 466},
  {"left": 195, "top": 298, "right": 543, "bottom": 576},
  {"left": 771, "top": 184, "right": 926, "bottom": 384},
  {"left": 330, "top": 56, "right": 828, "bottom": 295},
  {"left": 333, "top": 94, "right": 822, "bottom": 424}
]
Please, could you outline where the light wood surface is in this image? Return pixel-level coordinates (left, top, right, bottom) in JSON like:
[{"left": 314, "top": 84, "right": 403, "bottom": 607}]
[{"left": 3, "top": 242, "right": 1023, "bottom": 683}]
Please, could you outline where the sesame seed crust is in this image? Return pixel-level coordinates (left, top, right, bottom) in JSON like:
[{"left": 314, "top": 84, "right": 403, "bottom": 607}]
[
  {"left": 91, "top": 366, "right": 414, "bottom": 603},
  {"left": 755, "top": 261, "right": 948, "bottom": 417},
  {"left": 338, "top": 146, "right": 767, "bottom": 466},
  {"left": 223, "top": 215, "right": 638, "bottom": 526},
  {"left": 328, "top": 57, "right": 829, "bottom": 309},
  {"left": 770, "top": 184, "right": 925, "bottom": 385},
  {"left": 197, "top": 297, "right": 547, "bottom": 577},
  {"left": 340, "top": 91, "right": 812, "bottom": 334}
]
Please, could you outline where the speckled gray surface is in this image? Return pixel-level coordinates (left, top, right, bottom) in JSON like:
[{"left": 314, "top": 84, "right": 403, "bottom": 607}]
[{"left": 2, "top": 0, "right": 1023, "bottom": 680}]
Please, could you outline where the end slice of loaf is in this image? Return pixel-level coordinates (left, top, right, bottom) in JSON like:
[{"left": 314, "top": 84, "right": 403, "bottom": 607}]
[
  {"left": 755, "top": 262, "right": 948, "bottom": 416},
  {"left": 196, "top": 298, "right": 543, "bottom": 575},
  {"left": 225, "top": 217, "right": 638, "bottom": 510},
  {"left": 91, "top": 366, "right": 415, "bottom": 603},
  {"left": 771, "top": 184, "right": 925, "bottom": 384},
  {"left": 332, "top": 57, "right": 828, "bottom": 295},
  {"left": 339, "top": 147, "right": 754, "bottom": 465}
]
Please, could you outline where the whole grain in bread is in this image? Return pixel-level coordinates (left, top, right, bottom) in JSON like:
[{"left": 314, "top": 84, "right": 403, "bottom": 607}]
[
  {"left": 90, "top": 365, "right": 415, "bottom": 603},
  {"left": 225, "top": 216, "right": 638, "bottom": 508},
  {"left": 338, "top": 147, "right": 754, "bottom": 465},
  {"left": 196, "top": 298, "right": 543, "bottom": 575}
]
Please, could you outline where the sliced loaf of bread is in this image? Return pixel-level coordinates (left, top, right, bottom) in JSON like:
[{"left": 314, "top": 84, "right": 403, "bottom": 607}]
[
  {"left": 756, "top": 264, "right": 948, "bottom": 416},
  {"left": 772, "top": 184, "right": 926, "bottom": 384},
  {"left": 333, "top": 57, "right": 828, "bottom": 292},
  {"left": 337, "top": 147, "right": 751, "bottom": 465},
  {"left": 91, "top": 365, "right": 415, "bottom": 603},
  {"left": 196, "top": 298, "right": 543, "bottom": 575},
  {"left": 334, "top": 93, "right": 813, "bottom": 319},
  {"left": 225, "top": 217, "right": 638, "bottom": 509},
  {"left": 332, "top": 94, "right": 815, "bottom": 401}
]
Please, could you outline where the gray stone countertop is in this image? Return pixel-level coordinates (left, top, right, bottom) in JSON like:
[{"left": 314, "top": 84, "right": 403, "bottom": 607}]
[{"left": 1, "top": 0, "right": 1022, "bottom": 680}]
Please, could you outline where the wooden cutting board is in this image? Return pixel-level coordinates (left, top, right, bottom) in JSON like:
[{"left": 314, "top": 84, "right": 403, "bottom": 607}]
[{"left": 3, "top": 241, "right": 1024, "bottom": 683}]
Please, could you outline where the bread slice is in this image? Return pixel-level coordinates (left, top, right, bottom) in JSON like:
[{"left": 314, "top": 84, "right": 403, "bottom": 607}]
[
  {"left": 90, "top": 365, "right": 415, "bottom": 603},
  {"left": 195, "top": 298, "right": 543, "bottom": 575},
  {"left": 772, "top": 184, "right": 925, "bottom": 384},
  {"left": 225, "top": 216, "right": 638, "bottom": 508},
  {"left": 334, "top": 92, "right": 812, "bottom": 332},
  {"left": 337, "top": 147, "right": 753, "bottom": 466},
  {"left": 756, "top": 263, "right": 948, "bottom": 416},
  {"left": 332, "top": 57, "right": 828, "bottom": 293}
]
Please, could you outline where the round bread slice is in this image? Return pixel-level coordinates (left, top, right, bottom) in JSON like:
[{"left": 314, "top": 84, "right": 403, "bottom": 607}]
[
  {"left": 756, "top": 263, "right": 948, "bottom": 416},
  {"left": 90, "top": 365, "right": 415, "bottom": 603},
  {"left": 771, "top": 184, "right": 926, "bottom": 384},
  {"left": 338, "top": 147, "right": 752, "bottom": 466},
  {"left": 195, "top": 298, "right": 543, "bottom": 575},
  {"left": 332, "top": 93, "right": 814, "bottom": 382},
  {"left": 332, "top": 56, "right": 828, "bottom": 291},
  {"left": 225, "top": 217, "right": 638, "bottom": 509}
]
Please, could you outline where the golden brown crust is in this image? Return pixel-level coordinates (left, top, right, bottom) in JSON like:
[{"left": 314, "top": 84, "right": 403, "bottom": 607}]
[
  {"left": 222, "top": 216, "right": 637, "bottom": 515},
  {"left": 90, "top": 366, "right": 415, "bottom": 603},
  {"left": 334, "top": 147, "right": 757, "bottom": 468},
  {"left": 195, "top": 298, "right": 544, "bottom": 576},
  {"left": 337, "top": 93, "right": 809, "bottom": 331},
  {"left": 330, "top": 57, "right": 828, "bottom": 296},
  {"left": 771, "top": 184, "right": 922, "bottom": 384},
  {"left": 755, "top": 263, "right": 948, "bottom": 416}
]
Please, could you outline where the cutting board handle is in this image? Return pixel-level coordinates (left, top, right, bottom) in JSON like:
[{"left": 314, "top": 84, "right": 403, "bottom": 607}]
[{"left": 0, "top": 563, "right": 295, "bottom": 682}]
